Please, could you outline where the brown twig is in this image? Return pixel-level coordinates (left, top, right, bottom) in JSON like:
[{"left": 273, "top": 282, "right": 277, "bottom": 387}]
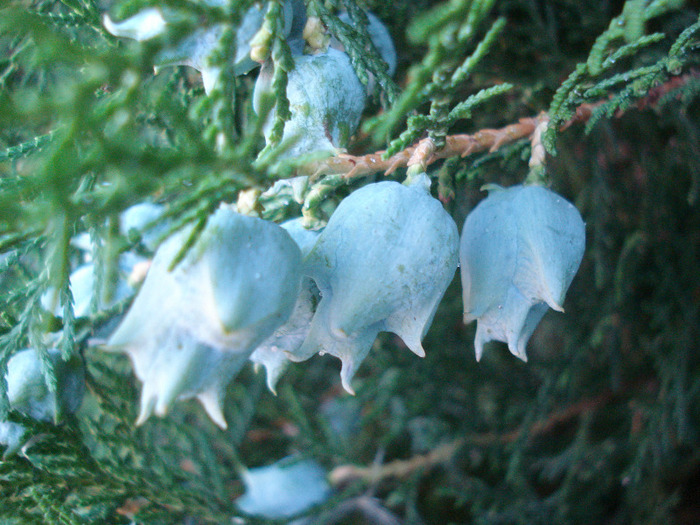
[
  {"left": 308, "top": 71, "right": 700, "bottom": 182},
  {"left": 311, "top": 114, "right": 547, "bottom": 181},
  {"left": 329, "top": 388, "right": 615, "bottom": 487},
  {"left": 329, "top": 439, "right": 463, "bottom": 487},
  {"left": 314, "top": 496, "right": 403, "bottom": 525}
]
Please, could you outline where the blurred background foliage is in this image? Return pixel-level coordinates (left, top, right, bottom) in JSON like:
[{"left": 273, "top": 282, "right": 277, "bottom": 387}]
[{"left": 1, "top": 0, "right": 700, "bottom": 523}]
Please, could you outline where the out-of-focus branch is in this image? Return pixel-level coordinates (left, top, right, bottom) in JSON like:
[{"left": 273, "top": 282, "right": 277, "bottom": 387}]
[
  {"left": 329, "top": 439, "right": 463, "bottom": 487},
  {"left": 329, "top": 389, "right": 616, "bottom": 487}
]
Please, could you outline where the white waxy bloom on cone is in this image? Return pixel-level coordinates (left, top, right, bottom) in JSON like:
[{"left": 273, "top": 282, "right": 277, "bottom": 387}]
[
  {"left": 0, "top": 422, "right": 26, "bottom": 459},
  {"left": 298, "top": 174, "right": 459, "bottom": 393},
  {"left": 235, "top": 456, "right": 331, "bottom": 519},
  {"left": 249, "top": 219, "right": 321, "bottom": 393},
  {"left": 103, "top": 8, "right": 167, "bottom": 41},
  {"left": 103, "top": 1, "right": 298, "bottom": 92},
  {"left": 6, "top": 347, "right": 85, "bottom": 423},
  {"left": 1, "top": 347, "right": 85, "bottom": 457},
  {"left": 119, "top": 201, "right": 169, "bottom": 252},
  {"left": 42, "top": 252, "right": 144, "bottom": 319},
  {"left": 332, "top": 10, "right": 397, "bottom": 93},
  {"left": 106, "top": 206, "right": 302, "bottom": 427},
  {"left": 253, "top": 46, "right": 366, "bottom": 159},
  {"left": 460, "top": 184, "right": 586, "bottom": 361},
  {"left": 43, "top": 203, "right": 165, "bottom": 319},
  {"left": 340, "top": 11, "right": 396, "bottom": 75},
  {"left": 126, "top": 337, "right": 248, "bottom": 429}
]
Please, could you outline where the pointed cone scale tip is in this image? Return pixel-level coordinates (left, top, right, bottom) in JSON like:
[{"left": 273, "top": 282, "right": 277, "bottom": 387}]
[
  {"left": 340, "top": 359, "right": 356, "bottom": 395},
  {"left": 409, "top": 343, "right": 426, "bottom": 358},
  {"left": 266, "top": 374, "right": 279, "bottom": 396},
  {"left": 253, "top": 356, "right": 284, "bottom": 394},
  {"left": 262, "top": 366, "right": 279, "bottom": 395},
  {"left": 546, "top": 299, "right": 565, "bottom": 313},
  {"left": 398, "top": 330, "right": 426, "bottom": 357},
  {"left": 198, "top": 391, "right": 228, "bottom": 430},
  {"left": 102, "top": 9, "right": 167, "bottom": 41},
  {"left": 341, "top": 378, "right": 356, "bottom": 396},
  {"left": 508, "top": 340, "right": 528, "bottom": 362},
  {"left": 155, "top": 398, "right": 171, "bottom": 418},
  {"left": 135, "top": 396, "right": 156, "bottom": 426},
  {"left": 541, "top": 286, "right": 566, "bottom": 313},
  {"left": 474, "top": 329, "right": 486, "bottom": 361},
  {"left": 205, "top": 406, "right": 228, "bottom": 430}
]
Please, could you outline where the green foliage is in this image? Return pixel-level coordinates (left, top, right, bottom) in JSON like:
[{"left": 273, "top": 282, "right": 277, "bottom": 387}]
[
  {"left": 544, "top": 0, "right": 699, "bottom": 151},
  {"left": 367, "top": 0, "right": 513, "bottom": 154},
  {"left": 306, "top": 0, "right": 400, "bottom": 105},
  {"left": 1, "top": 0, "right": 700, "bottom": 523},
  {"left": 256, "top": 0, "right": 293, "bottom": 151}
]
